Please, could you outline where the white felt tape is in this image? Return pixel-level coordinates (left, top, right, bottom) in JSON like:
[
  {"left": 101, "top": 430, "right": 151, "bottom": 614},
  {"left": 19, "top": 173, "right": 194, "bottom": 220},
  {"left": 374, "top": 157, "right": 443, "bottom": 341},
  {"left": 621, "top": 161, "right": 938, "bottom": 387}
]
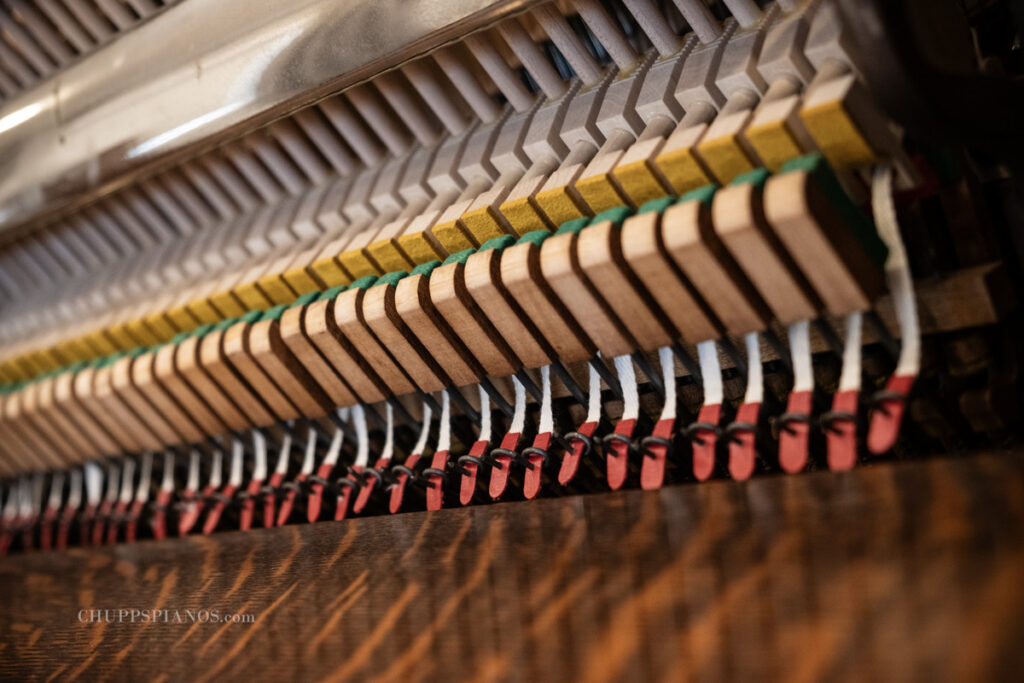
[
  {"left": 614, "top": 354, "right": 640, "bottom": 421},
  {"left": 658, "top": 346, "right": 677, "bottom": 422},
  {"left": 872, "top": 164, "right": 920, "bottom": 377},
  {"left": 478, "top": 385, "right": 492, "bottom": 443},
  {"left": 743, "top": 332, "right": 764, "bottom": 405},
  {"left": 252, "top": 430, "right": 267, "bottom": 481},
  {"left": 438, "top": 390, "right": 452, "bottom": 452},
  {"left": 538, "top": 365, "right": 554, "bottom": 434},
  {"left": 85, "top": 462, "right": 103, "bottom": 506},
  {"left": 788, "top": 321, "right": 814, "bottom": 393},
  {"left": 697, "top": 341, "right": 724, "bottom": 406},
  {"left": 839, "top": 312, "right": 863, "bottom": 392}
]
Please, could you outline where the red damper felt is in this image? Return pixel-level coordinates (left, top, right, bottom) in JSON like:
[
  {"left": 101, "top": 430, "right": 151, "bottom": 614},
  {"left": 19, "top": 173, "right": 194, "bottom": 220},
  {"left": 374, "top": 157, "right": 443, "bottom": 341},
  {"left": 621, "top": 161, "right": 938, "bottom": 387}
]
[
  {"left": 488, "top": 432, "right": 521, "bottom": 500},
  {"left": 779, "top": 390, "right": 812, "bottom": 474},
  {"left": 202, "top": 483, "right": 236, "bottom": 535},
  {"left": 92, "top": 499, "right": 113, "bottom": 545},
  {"left": 426, "top": 450, "right": 451, "bottom": 511},
  {"left": 867, "top": 375, "right": 914, "bottom": 455},
  {"left": 691, "top": 403, "right": 721, "bottom": 482},
  {"left": 640, "top": 418, "right": 675, "bottom": 490},
  {"left": 39, "top": 505, "right": 58, "bottom": 551},
  {"left": 827, "top": 389, "right": 859, "bottom": 472},
  {"left": 354, "top": 457, "right": 390, "bottom": 514},
  {"left": 459, "top": 441, "right": 489, "bottom": 506},
  {"left": 728, "top": 402, "right": 760, "bottom": 482},
  {"left": 523, "top": 432, "right": 552, "bottom": 499},
  {"left": 238, "top": 478, "right": 263, "bottom": 531},
  {"left": 263, "top": 472, "right": 284, "bottom": 529},
  {"left": 606, "top": 418, "right": 636, "bottom": 490},
  {"left": 307, "top": 463, "right": 336, "bottom": 523},
  {"left": 558, "top": 421, "right": 598, "bottom": 485},
  {"left": 389, "top": 452, "right": 422, "bottom": 514},
  {"left": 176, "top": 486, "right": 209, "bottom": 538}
]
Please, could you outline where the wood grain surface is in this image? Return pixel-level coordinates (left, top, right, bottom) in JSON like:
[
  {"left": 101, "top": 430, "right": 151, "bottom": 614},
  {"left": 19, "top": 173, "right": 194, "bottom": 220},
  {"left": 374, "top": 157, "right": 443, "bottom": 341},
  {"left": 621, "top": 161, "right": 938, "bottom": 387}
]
[{"left": 2, "top": 451, "right": 1023, "bottom": 682}]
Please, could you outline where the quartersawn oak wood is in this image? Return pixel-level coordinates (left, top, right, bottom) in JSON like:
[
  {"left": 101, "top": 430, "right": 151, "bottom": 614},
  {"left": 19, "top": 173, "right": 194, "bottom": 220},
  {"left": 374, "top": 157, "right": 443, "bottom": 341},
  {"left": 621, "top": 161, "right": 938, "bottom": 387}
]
[{"left": 2, "top": 452, "right": 1023, "bottom": 682}]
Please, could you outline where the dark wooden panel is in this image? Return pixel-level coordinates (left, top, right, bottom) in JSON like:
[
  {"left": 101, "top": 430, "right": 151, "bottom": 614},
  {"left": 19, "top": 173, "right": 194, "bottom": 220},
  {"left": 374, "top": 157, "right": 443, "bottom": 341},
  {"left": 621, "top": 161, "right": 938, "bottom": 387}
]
[{"left": 2, "top": 452, "right": 1024, "bottom": 682}]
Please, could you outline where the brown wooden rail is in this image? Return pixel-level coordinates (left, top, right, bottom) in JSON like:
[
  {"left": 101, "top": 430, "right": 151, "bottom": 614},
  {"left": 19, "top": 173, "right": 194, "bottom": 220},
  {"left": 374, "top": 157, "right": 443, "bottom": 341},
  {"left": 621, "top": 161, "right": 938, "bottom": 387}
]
[{"left": 1, "top": 451, "right": 1023, "bottom": 681}]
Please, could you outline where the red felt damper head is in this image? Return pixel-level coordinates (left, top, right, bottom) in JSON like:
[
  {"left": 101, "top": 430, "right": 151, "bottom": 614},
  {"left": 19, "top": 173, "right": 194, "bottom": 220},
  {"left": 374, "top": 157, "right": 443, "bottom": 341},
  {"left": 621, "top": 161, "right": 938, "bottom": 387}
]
[
  {"left": 605, "top": 419, "right": 637, "bottom": 491},
  {"left": 827, "top": 389, "right": 860, "bottom": 472},
  {"left": 389, "top": 452, "right": 422, "bottom": 514},
  {"left": 176, "top": 488, "right": 205, "bottom": 538},
  {"left": 459, "top": 441, "right": 489, "bottom": 506},
  {"left": 488, "top": 432, "right": 521, "bottom": 500},
  {"left": 523, "top": 432, "right": 553, "bottom": 500},
  {"left": 426, "top": 450, "right": 451, "bottom": 511},
  {"left": 640, "top": 419, "right": 675, "bottom": 491},
  {"left": 728, "top": 402, "right": 760, "bottom": 482},
  {"left": 307, "top": 462, "right": 337, "bottom": 523},
  {"left": 201, "top": 483, "right": 236, "bottom": 535},
  {"left": 778, "top": 390, "right": 813, "bottom": 474},
  {"left": 691, "top": 403, "right": 722, "bottom": 482},
  {"left": 867, "top": 375, "right": 914, "bottom": 455},
  {"left": 92, "top": 499, "right": 113, "bottom": 545},
  {"left": 238, "top": 478, "right": 263, "bottom": 531},
  {"left": 558, "top": 421, "right": 598, "bottom": 486}
]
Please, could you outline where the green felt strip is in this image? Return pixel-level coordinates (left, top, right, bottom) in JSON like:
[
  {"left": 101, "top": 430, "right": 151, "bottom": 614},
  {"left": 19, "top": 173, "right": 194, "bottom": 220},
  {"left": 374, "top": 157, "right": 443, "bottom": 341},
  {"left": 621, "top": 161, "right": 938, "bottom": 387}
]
[
  {"left": 590, "top": 205, "right": 633, "bottom": 227},
  {"left": 318, "top": 285, "right": 347, "bottom": 302},
  {"left": 517, "top": 230, "right": 552, "bottom": 247},
  {"left": 375, "top": 271, "right": 408, "bottom": 288},
  {"left": 261, "top": 304, "right": 288, "bottom": 322},
  {"left": 349, "top": 275, "right": 379, "bottom": 290},
  {"left": 638, "top": 196, "right": 675, "bottom": 215},
  {"left": 413, "top": 260, "right": 443, "bottom": 277},
  {"left": 555, "top": 217, "right": 590, "bottom": 235},
  {"left": 677, "top": 184, "right": 718, "bottom": 206},
  {"left": 478, "top": 235, "right": 516, "bottom": 253}
]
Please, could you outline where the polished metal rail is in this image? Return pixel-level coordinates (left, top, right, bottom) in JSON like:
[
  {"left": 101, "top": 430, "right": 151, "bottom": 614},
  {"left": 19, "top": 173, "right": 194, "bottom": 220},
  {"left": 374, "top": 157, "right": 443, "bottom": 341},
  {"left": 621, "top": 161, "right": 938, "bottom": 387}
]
[{"left": 0, "top": 0, "right": 538, "bottom": 242}]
